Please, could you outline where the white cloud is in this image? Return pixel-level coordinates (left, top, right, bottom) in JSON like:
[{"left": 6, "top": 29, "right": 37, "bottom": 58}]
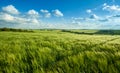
[
  {"left": 0, "top": 5, "right": 66, "bottom": 28},
  {"left": 86, "top": 9, "right": 92, "bottom": 13},
  {"left": 40, "top": 9, "right": 49, "bottom": 13},
  {"left": 30, "top": 19, "right": 39, "bottom": 24},
  {"left": 45, "top": 13, "right": 51, "bottom": 18},
  {"left": 103, "top": 4, "right": 120, "bottom": 12},
  {"left": 0, "top": 5, "right": 67, "bottom": 28},
  {"left": 28, "top": 9, "right": 39, "bottom": 15},
  {"left": 71, "top": 17, "right": 100, "bottom": 29},
  {"left": 40, "top": 9, "right": 51, "bottom": 18},
  {"left": 112, "top": 15, "right": 120, "bottom": 17},
  {"left": 0, "top": 13, "right": 14, "bottom": 22},
  {"left": 71, "top": 14, "right": 120, "bottom": 29},
  {"left": 2, "top": 5, "right": 19, "bottom": 14},
  {"left": 0, "top": 12, "right": 41, "bottom": 28},
  {"left": 98, "top": 19, "right": 108, "bottom": 22},
  {"left": 69, "top": 3, "right": 120, "bottom": 29},
  {"left": 103, "top": 3, "right": 107, "bottom": 6},
  {"left": 89, "top": 14, "right": 99, "bottom": 19},
  {"left": 52, "top": 9, "right": 63, "bottom": 17},
  {"left": 1, "top": 4, "right": 120, "bottom": 29},
  {"left": 27, "top": 9, "right": 40, "bottom": 18}
]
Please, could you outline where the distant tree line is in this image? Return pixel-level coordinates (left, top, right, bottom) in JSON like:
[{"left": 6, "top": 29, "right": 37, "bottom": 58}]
[
  {"left": 0, "top": 28, "right": 34, "bottom": 32},
  {"left": 61, "top": 30, "right": 120, "bottom": 35}
]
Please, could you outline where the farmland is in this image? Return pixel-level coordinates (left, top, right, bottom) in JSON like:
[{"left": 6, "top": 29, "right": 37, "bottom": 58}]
[{"left": 0, "top": 29, "right": 120, "bottom": 73}]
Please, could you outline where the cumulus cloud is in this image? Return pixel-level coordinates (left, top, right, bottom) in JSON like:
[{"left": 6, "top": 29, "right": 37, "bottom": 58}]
[
  {"left": 112, "top": 14, "right": 120, "bottom": 17},
  {"left": 52, "top": 9, "right": 63, "bottom": 17},
  {"left": 40, "top": 9, "right": 51, "bottom": 18},
  {"left": 89, "top": 14, "right": 99, "bottom": 19},
  {"left": 102, "top": 3, "right": 120, "bottom": 12},
  {"left": 71, "top": 17, "right": 100, "bottom": 29},
  {"left": 40, "top": 9, "right": 49, "bottom": 13},
  {"left": 69, "top": 3, "right": 120, "bottom": 29},
  {"left": 0, "top": 6, "right": 41, "bottom": 29},
  {"left": 0, "top": 5, "right": 66, "bottom": 29},
  {"left": 45, "top": 13, "right": 51, "bottom": 18},
  {"left": 0, "top": 13, "right": 14, "bottom": 22},
  {"left": 98, "top": 19, "right": 108, "bottom": 22},
  {"left": 2, "top": 5, "right": 19, "bottom": 14},
  {"left": 103, "top": 3, "right": 107, "bottom": 6},
  {"left": 28, "top": 9, "right": 39, "bottom": 15},
  {"left": 0, "top": 12, "right": 40, "bottom": 25},
  {"left": 71, "top": 14, "right": 120, "bottom": 29},
  {"left": 2, "top": 4, "right": 120, "bottom": 29},
  {"left": 86, "top": 9, "right": 92, "bottom": 13},
  {"left": 27, "top": 9, "right": 40, "bottom": 18}
]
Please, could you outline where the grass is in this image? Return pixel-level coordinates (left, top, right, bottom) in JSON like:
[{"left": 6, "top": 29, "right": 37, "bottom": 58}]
[{"left": 0, "top": 29, "right": 120, "bottom": 73}]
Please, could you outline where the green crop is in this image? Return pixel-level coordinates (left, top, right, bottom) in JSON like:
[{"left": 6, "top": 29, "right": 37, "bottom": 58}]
[{"left": 0, "top": 30, "right": 120, "bottom": 73}]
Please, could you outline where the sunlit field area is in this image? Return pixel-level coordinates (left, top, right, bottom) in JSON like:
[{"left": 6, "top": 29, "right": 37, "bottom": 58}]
[{"left": 0, "top": 29, "right": 120, "bottom": 73}]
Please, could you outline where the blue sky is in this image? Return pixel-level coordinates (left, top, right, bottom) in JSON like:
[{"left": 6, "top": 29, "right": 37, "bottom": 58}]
[{"left": 0, "top": 0, "right": 120, "bottom": 29}]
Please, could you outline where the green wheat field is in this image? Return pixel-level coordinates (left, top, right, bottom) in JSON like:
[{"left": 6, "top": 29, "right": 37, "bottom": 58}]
[{"left": 0, "top": 28, "right": 120, "bottom": 73}]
